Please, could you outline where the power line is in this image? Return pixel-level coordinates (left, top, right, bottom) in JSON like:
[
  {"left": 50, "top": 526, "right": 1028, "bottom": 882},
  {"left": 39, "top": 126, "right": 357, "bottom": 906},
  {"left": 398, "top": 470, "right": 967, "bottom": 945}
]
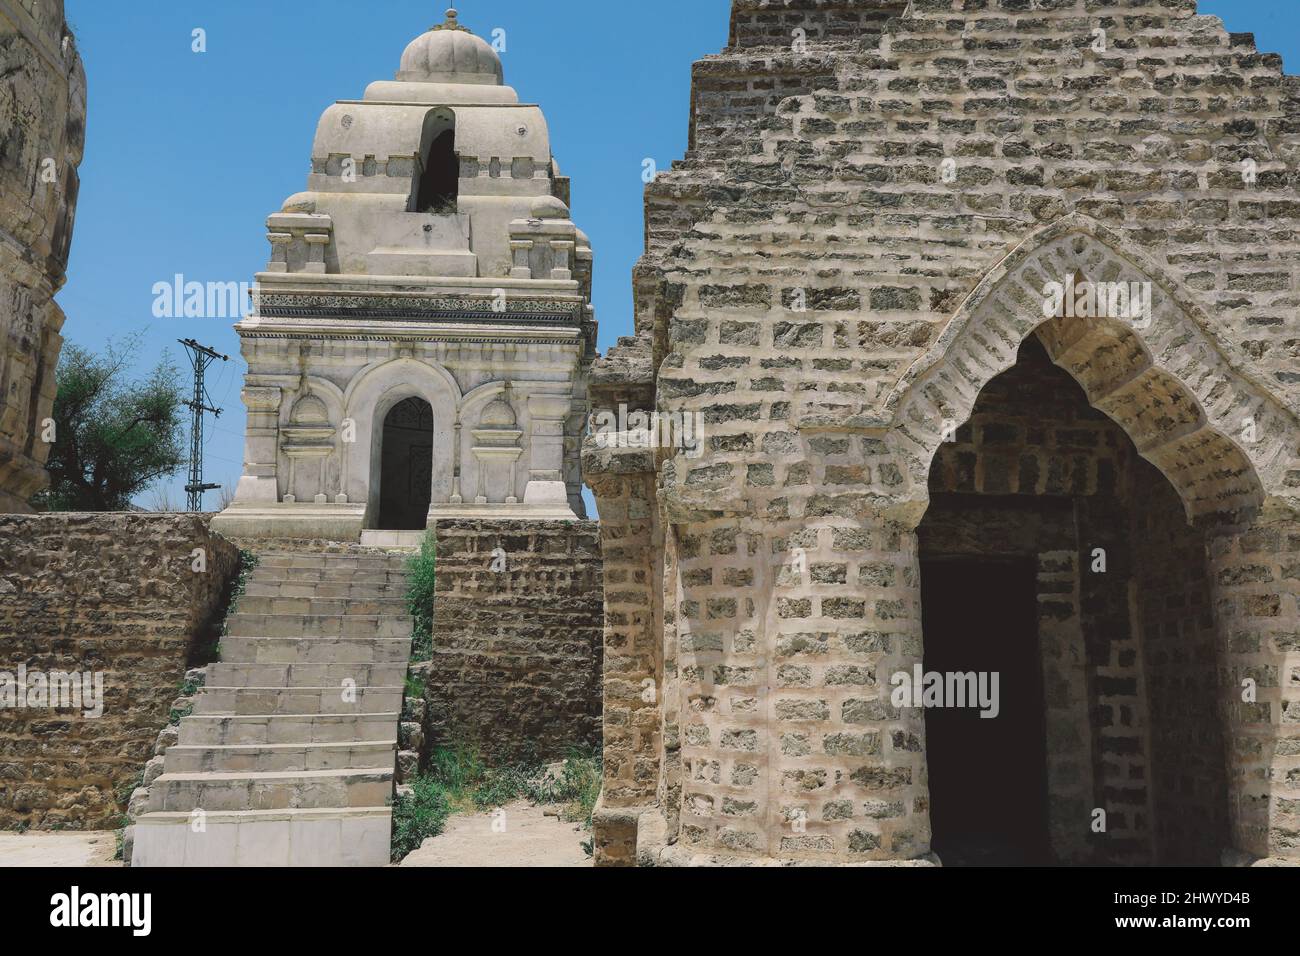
[{"left": 178, "top": 338, "right": 230, "bottom": 512}]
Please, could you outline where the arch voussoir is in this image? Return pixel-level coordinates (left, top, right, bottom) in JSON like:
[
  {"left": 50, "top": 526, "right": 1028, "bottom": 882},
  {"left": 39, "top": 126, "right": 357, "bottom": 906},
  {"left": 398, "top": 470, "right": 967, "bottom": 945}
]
[{"left": 888, "top": 218, "right": 1300, "bottom": 524}]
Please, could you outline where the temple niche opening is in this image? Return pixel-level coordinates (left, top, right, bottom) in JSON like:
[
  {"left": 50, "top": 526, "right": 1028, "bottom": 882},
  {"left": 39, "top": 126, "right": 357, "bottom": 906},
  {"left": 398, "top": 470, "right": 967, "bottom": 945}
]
[
  {"left": 918, "top": 336, "right": 1228, "bottom": 866},
  {"left": 414, "top": 109, "right": 458, "bottom": 214}
]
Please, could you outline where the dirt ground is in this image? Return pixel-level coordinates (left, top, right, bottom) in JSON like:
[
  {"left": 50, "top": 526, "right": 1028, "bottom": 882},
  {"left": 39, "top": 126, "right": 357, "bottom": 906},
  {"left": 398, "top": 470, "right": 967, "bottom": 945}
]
[
  {"left": 0, "top": 830, "right": 121, "bottom": 867},
  {"left": 0, "top": 805, "right": 592, "bottom": 868},
  {"left": 399, "top": 800, "right": 593, "bottom": 867}
]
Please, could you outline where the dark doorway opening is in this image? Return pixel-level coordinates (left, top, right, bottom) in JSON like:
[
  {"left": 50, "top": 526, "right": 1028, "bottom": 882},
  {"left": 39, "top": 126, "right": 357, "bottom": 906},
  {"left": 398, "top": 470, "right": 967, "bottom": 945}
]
[
  {"left": 920, "top": 557, "right": 1051, "bottom": 866},
  {"left": 378, "top": 397, "right": 433, "bottom": 530},
  {"left": 415, "top": 128, "right": 458, "bottom": 214}
]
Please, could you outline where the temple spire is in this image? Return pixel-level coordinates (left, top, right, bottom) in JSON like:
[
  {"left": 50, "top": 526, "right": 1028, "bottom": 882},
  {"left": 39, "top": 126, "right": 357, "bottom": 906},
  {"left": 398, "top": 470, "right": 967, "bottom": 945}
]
[{"left": 433, "top": 7, "right": 471, "bottom": 34}]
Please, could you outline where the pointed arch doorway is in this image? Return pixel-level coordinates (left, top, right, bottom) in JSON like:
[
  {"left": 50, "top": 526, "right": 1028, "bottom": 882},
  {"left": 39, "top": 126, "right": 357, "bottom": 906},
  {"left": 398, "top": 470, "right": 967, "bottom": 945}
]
[
  {"left": 890, "top": 221, "right": 1300, "bottom": 866},
  {"left": 916, "top": 335, "right": 1230, "bottom": 865}
]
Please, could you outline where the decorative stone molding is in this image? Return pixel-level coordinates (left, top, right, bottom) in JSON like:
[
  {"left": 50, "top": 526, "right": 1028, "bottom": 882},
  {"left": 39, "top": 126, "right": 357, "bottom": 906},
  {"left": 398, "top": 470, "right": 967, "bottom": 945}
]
[
  {"left": 470, "top": 383, "right": 523, "bottom": 504},
  {"left": 263, "top": 213, "right": 334, "bottom": 275},
  {"left": 253, "top": 291, "right": 584, "bottom": 325}
]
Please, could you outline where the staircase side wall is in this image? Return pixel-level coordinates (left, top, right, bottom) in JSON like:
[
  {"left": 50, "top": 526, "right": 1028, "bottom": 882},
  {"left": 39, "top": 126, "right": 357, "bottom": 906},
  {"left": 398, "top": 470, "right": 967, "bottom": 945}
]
[
  {"left": 422, "top": 518, "right": 604, "bottom": 764},
  {"left": 0, "top": 513, "right": 239, "bottom": 829}
]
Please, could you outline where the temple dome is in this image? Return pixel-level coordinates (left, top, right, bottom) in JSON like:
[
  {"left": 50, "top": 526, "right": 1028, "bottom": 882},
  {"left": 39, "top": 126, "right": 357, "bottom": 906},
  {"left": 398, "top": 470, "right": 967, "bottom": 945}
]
[{"left": 398, "top": 9, "right": 503, "bottom": 85}]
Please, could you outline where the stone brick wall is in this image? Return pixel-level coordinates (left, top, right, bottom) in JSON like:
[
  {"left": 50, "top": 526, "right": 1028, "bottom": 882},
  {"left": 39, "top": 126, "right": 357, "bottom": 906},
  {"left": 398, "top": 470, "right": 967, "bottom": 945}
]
[
  {"left": 583, "top": 459, "right": 661, "bottom": 865},
  {"left": 1206, "top": 513, "right": 1300, "bottom": 859},
  {"left": 0, "top": 0, "right": 85, "bottom": 511},
  {"left": 1131, "top": 460, "right": 1228, "bottom": 864},
  {"left": 422, "top": 519, "right": 603, "bottom": 764},
  {"left": 0, "top": 514, "right": 239, "bottom": 829},
  {"left": 586, "top": 0, "right": 1300, "bottom": 865}
]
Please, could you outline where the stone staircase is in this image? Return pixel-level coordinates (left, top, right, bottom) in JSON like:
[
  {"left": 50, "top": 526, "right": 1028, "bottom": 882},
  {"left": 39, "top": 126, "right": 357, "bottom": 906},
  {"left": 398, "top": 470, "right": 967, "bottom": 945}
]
[{"left": 131, "top": 552, "right": 413, "bottom": 867}]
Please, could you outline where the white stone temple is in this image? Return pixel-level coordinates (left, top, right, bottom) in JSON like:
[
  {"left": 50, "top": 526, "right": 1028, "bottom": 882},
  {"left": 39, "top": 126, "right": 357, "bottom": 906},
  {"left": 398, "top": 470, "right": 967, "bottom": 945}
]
[{"left": 213, "top": 8, "right": 595, "bottom": 543}]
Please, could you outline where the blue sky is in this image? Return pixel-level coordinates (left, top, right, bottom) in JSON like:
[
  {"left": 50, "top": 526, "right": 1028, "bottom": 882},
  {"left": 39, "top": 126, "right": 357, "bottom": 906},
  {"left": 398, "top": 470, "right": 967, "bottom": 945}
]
[{"left": 58, "top": 0, "right": 1293, "bottom": 508}]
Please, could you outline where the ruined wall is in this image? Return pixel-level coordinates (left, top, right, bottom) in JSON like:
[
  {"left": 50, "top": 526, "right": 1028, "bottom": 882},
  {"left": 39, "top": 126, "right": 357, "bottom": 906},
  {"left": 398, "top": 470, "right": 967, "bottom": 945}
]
[
  {"left": 0, "top": 514, "right": 239, "bottom": 829},
  {"left": 586, "top": 0, "right": 1300, "bottom": 864},
  {"left": 0, "top": 0, "right": 85, "bottom": 512},
  {"left": 651, "top": 0, "right": 1300, "bottom": 516},
  {"left": 423, "top": 519, "right": 603, "bottom": 764}
]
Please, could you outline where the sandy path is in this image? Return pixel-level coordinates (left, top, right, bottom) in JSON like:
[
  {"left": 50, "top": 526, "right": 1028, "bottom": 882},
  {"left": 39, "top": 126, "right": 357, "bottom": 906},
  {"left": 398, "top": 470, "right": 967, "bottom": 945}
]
[
  {"left": 399, "top": 800, "right": 592, "bottom": 867},
  {"left": 0, "top": 831, "right": 121, "bottom": 867}
]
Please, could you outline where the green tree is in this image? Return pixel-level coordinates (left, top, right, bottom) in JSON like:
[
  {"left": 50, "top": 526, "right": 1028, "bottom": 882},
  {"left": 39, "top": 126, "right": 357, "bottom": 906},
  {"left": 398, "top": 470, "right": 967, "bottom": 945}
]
[{"left": 36, "top": 337, "right": 186, "bottom": 512}]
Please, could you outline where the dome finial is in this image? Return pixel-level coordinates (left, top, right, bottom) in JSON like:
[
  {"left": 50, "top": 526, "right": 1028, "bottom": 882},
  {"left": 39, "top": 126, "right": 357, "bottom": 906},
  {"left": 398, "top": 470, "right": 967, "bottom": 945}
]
[{"left": 433, "top": 7, "right": 471, "bottom": 33}]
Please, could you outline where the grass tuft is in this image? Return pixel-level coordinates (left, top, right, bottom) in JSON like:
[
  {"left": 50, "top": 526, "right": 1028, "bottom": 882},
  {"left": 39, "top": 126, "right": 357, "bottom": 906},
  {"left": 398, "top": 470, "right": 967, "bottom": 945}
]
[
  {"left": 388, "top": 744, "right": 603, "bottom": 862},
  {"left": 389, "top": 774, "right": 451, "bottom": 862},
  {"left": 405, "top": 532, "right": 435, "bottom": 661}
]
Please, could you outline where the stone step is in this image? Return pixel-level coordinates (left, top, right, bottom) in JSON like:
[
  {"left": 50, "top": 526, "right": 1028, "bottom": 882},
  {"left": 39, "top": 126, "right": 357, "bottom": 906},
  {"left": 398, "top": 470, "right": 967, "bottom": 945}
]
[
  {"left": 207, "top": 661, "right": 409, "bottom": 688},
  {"left": 257, "top": 553, "right": 410, "bottom": 571},
  {"left": 195, "top": 685, "right": 404, "bottom": 716},
  {"left": 225, "top": 613, "right": 413, "bottom": 639},
  {"left": 135, "top": 549, "right": 413, "bottom": 869},
  {"left": 249, "top": 567, "right": 408, "bottom": 586},
  {"left": 218, "top": 636, "right": 411, "bottom": 665},
  {"left": 234, "top": 595, "right": 410, "bottom": 617},
  {"left": 178, "top": 712, "right": 401, "bottom": 746},
  {"left": 131, "top": 807, "right": 392, "bottom": 867},
  {"left": 163, "top": 741, "right": 395, "bottom": 774},
  {"left": 359, "top": 530, "right": 427, "bottom": 550},
  {"left": 243, "top": 581, "right": 407, "bottom": 600},
  {"left": 145, "top": 768, "right": 393, "bottom": 813}
]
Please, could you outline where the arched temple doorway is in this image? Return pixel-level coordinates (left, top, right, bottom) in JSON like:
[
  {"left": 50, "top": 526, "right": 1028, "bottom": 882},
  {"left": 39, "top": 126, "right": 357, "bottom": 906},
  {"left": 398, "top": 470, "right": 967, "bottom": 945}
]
[
  {"left": 378, "top": 396, "right": 434, "bottom": 530},
  {"left": 917, "top": 336, "right": 1228, "bottom": 865},
  {"left": 886, "top": 223, "right": 1298, "bottom": 865}
]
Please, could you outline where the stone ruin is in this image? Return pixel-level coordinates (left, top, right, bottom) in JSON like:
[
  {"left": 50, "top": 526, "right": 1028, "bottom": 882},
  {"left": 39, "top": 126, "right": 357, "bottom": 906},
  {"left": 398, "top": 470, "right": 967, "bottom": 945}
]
[
  {"left": 1, "top": 0, "right": 1299, "bottom": 870},
  {"left": 583, "top": 0, "right": 1300, "bottom": 866},
  {"left": 0, "top": 0, "right": 85, "bottom": 512}
]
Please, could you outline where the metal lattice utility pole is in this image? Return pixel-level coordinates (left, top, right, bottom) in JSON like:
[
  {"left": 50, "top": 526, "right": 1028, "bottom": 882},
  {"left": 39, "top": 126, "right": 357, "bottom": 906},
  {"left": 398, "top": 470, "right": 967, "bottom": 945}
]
[{"left": 178, "top": 338, "right": 229, "bottom": 512}]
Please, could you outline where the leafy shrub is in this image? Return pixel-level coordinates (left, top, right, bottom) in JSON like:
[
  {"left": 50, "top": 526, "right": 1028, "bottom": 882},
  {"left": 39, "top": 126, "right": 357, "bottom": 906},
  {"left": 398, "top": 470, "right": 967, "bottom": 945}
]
[{"left": 35, "top": 336, "right": 186, "bottom": 512}]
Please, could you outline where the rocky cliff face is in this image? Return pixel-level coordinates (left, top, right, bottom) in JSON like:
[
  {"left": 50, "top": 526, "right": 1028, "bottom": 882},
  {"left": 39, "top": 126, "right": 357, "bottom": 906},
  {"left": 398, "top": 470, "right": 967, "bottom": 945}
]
[{"left": 0, "top": 0, "right": 85, "bottom": 511}]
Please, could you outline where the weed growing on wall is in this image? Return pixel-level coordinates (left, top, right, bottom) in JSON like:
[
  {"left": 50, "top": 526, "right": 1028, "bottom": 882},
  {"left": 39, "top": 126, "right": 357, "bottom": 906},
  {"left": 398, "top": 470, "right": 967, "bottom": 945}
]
[
  {"left": 405, "top": 532, "right": 436, "bottom": 661},
  {"left": 214, "top": 549, "right": 258, "bottom": 645}
]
